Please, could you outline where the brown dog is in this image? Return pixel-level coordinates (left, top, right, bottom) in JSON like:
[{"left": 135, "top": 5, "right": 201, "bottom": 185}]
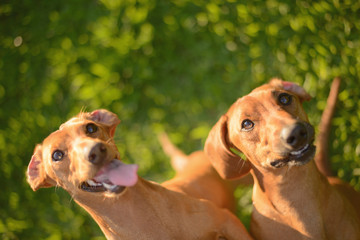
[
  {"left": 205, "top": 79, "right": 360, "bottom": 240},
  {"left": 159, "top": 133, "right": 237, "bottom": 212},
  {"left": 315, "top": 77, "right": 341, "bottom": 177},
  {"left": 27, "top": 109, "right": 253, "bottom": 240}
]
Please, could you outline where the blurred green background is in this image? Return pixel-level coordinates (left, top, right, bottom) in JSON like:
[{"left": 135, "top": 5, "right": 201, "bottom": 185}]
[{"left": 1, "top": 0, "right": 360, "bottom": 239}]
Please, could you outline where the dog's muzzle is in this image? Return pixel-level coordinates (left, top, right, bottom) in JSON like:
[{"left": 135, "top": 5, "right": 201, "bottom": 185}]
[
  {"left": 270, "top": 122, "right": 316, "bottom": 168},
  {"left": 79, "top": 159, "right": 138, "bottom": 194}
]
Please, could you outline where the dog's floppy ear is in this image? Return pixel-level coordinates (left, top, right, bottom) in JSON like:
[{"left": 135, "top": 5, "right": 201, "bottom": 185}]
[
  {"left": 270, "top": 78, "right": 311, "bottom": 102},
  {"left": 205, "top": 115, "right": 251, "bottom": 180},
  {"left": 27, "top": 145, "right": 55, "bottom": 191},
  {"left": 88, "top": 109, "right": 121, "bottom": 137}
]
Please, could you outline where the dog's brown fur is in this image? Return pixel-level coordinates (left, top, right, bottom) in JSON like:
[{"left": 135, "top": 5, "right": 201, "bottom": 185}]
[
  {"left": 159, "top": 133, "right": 237, "bottom": 212},
  {"left": 27, "top": 109, "right": 252, "bottom": 240},
  {"left": 205, "top": 78, "right": 360, "bottom": 240},
  {"left": 315, "top": 77, "right": 341, "bottom": 177}
]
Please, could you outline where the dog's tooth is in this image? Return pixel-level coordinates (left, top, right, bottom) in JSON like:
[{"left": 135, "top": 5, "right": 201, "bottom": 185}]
[
  {"left": 290, "top": 144, "right": 309, "bottom": 155},
  {"left": 103, "top": 182, "right": 117, "bottom": 191},
  {"left": 103, "top": 182, "right": 112, "bottom": 189},
  {"left": 290, "top": 150, "right": 301, "bottom": 155},
  {"left": 87, "top": 179, "right": 96, "bottom": 186},
  {"left": 87, "top": 179, "right": 102, "bottom": 187}
]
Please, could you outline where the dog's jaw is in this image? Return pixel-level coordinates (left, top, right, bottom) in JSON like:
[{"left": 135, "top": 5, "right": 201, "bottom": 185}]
[{"left": 269, "top": 144, "right": 316, "bottom": 168}]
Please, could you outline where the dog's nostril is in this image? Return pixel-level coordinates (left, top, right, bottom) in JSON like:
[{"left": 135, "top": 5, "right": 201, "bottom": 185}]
[
  {"left": 100, "top": 145, "right": 107, "bottom": 153},
  {"left": 89, "top": 153, "right": 97, "bottom": 163},
  {"left": 287, "top": 136, "right": 296, "bottom": 145},
  {"left": 88, "top": 143, "right": 107, "bottom": 164}
]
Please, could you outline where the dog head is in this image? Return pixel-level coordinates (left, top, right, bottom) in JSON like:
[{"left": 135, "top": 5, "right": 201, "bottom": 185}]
[
  {"left": 27, "top": 109, "right": 138, "bottom": 195},
  {"left": 205, "top": 79, "right": 315, "bottom": 179}
]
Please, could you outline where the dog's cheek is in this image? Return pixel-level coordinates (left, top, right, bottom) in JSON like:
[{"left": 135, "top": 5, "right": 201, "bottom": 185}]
[
  {"left": 256, "top": 128, "right": 281, "bottom": 164},
  {"left": 295, "top": 103, "right": 309, "bottom": 122},
  {"left": 68, "top": 158, "right": 88, "bottom": 183}
]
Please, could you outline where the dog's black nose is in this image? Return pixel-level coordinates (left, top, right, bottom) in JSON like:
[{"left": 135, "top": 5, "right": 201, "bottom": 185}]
[
  {"left": 88, "top": 143, "right": 107, "bottom": 164},
  {"left": 281, "top": 122, "right": 308, "bottom": 149}
]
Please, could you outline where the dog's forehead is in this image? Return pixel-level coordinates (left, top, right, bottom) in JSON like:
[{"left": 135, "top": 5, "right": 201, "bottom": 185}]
[
  {"left": 42, "top": 119, "right": 86, "bottom": 149},
  {"left": 60, "top": 116, "right": 86, "bottom": 130},
  {"left": 232, "top": 90, "right": 275, "bottom": 116},
  {"left": 250, "top": 82, "right": 275, "bottom": 93},
  {"left": 43, "top": 129, "right": 71, "bottom": 148}
]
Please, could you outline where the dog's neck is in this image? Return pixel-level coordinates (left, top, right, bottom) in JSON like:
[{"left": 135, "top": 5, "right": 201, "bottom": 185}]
[
  {"left": 252, "top": 160, "right": 326, "bottom": 191},
  {"left": 64, "top": 178, "right": 187, "bottom": 240},
  {"left": 250, "top": 160, "right": 331, "bottom": 238},
  {"left": 71, "top": 185, "right": 134, "bottom": 239},
  {"left": 66, "top": 178, "right": 158, "bottom": 239}
]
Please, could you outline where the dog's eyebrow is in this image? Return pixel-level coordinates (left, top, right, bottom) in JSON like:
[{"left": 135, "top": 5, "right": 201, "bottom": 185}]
[
  {"left": 78, "top": 112, "right": 88, "bottom": 120},
  {"left": 271, "top": 90, "right": 278, "bottom": 97},
  {"left": 242, "top": 111, "right": 263, "bottom": 121}
]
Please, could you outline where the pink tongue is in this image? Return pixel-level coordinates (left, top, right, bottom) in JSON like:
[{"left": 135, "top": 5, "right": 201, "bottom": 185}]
[{"left": 94, "top": 160, "right": 138, "bottom": 187}]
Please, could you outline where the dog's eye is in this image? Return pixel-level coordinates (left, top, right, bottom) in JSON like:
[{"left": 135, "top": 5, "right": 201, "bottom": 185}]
[
  {"left": 278, "top": 93, "right": 292, "bottom": 106},
  {"left": 86, "top": 123, "right": 98, "bottom": 134},
  {"left": 52, "top": 150, "right": 64, "bottom": 162},
  {"left": 241, "top": 119, "right": 254, "bottom": 131}
]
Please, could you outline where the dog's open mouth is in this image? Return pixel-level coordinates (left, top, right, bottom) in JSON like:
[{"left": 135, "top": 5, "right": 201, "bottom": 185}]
[
  {"left": 80, "top": 159, "right": 138, "bottom": 194},
  {"left": 270, "top": 143, "right": 316, "bottom": 168}
]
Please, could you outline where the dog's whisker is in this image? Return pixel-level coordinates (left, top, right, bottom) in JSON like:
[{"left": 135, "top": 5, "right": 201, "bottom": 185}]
[
  {"left": 80, "top": 106, "right": 87, "bottom": 115},
  {"left": 77, "top": 106, "right": 89, "bottom": 121},
  {"left": 284, "top": 165, "right": 290, "bottom": 177},
  {"left": 106, "top": 138, "right": 115, "bottom": 144},
  {"left": 54, "top": 184, "right": 61, "bottom": 193},
  {"left": 239, "top": 161, "right": 245, "bottom": 174},
  {"left": 69, "top": 193, "right": 75, "bottom": 204},
  {"left": 238, "top": 159, "right": 244, "bottom": 172}
]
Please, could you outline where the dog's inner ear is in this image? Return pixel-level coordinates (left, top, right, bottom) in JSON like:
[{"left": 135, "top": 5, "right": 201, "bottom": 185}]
[
  {"left": 88, "top": 109, "right": 121, "bottom": 137},
  {"left": 27, "top": 145, "right": 55, "bottom": 191}
]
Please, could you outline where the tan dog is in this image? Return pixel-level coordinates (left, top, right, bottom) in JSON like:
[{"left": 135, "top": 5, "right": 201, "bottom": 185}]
[
  {"left": 205, "top": 79, "right": 360, "bottom": 240},
  {"left": 159, "top": 133, "right": 237, "bottom": 213},
  {"left": 27, "top": 109, "right": 253, "bottom": 240}
]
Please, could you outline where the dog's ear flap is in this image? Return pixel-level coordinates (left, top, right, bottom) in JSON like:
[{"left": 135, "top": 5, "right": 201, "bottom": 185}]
[
  {"left": 89, "top": 109, "right": 121, "bottom": 137},
  {"left": 27, "top": 145, "right": 55, "bottom": 191},
  {"left": 205, "top": 115, "right": 251, "bottom": 180},
  {"left": 270, "top": 78, "right": 311, "bottom": 102}
]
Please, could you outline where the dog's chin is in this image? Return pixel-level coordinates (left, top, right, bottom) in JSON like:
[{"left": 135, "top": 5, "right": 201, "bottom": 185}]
[
  {"left": 270, "top": 144, "right": 316, "bottom": 169},
  {"left": 79, "top": 180, "right": 126, "bottom": 194}
]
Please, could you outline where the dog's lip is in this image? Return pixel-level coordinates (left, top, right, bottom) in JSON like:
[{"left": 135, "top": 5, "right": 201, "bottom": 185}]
[
  {"left": 79, "top": 159, "right": 138, "bottom": 194},
  {"left": 289, "top": 143, "right": 311, "bottom": 157},
  {"left": 270, "top": 143, "right": 316, "bottom": 168},
  {"left": 80, "top": 180, "right": 125, "bottom": 193}
]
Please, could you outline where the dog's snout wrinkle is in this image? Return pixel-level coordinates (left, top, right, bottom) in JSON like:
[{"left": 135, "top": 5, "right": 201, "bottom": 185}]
[
  {"left": 281, "top": 122, "right": 308, "bottom": 150},
  {"left": 88, "top": 142, "right": 107, "bottom": 165}
]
